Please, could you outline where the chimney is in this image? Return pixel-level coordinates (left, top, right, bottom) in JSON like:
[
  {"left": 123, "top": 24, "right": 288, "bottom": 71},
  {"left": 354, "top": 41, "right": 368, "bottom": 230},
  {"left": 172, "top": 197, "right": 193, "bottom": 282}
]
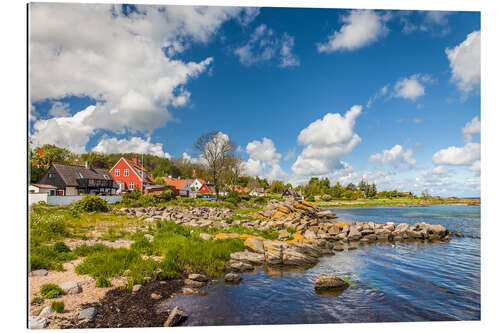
[
  {"left": 132, "top": 157, "right": 138, "bottom": 164},
  {"left": 85, "top": 161, "right": 90, "bottom": 169}
]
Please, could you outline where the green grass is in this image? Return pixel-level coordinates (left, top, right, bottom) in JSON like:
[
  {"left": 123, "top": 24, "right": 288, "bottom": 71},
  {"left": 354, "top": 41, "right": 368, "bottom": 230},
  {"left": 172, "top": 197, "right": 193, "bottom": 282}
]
[
  {"left": 95, "top": 276, "right": 112, "bottom": 288},
  {"left": 51, "top": 301, "right": 65, "bottom": 313},
  {"left": 31, "top": 296, "right": 44, "bottom": 305},
  {"left": 74, "top": 220, "right": 245, "bottom": 288},
  {"left": 30, "top": 243, "right": 77, "bottom": 272},
  {"left": 40, "top": 284, "right": 65, "bottom": 299}
]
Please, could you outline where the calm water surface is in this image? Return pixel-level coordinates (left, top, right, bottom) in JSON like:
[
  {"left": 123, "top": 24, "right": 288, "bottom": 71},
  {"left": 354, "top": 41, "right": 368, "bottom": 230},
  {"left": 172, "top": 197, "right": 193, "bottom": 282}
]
[{"left": 163, "top": 204, "right": 480, "bottom": 325}]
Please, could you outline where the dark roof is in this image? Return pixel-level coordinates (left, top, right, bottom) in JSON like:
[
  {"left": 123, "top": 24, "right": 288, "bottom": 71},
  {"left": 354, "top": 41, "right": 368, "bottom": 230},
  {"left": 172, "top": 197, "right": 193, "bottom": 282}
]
[{"left": 52, "top": 163, "right": 116, "bottom": 187}]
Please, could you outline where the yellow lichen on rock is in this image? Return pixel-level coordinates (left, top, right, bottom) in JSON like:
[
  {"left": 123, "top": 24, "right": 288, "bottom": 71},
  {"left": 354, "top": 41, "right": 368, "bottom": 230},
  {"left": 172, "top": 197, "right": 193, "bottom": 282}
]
[{"left": 214, "top": 233, "right": 241, "bottom": 240}]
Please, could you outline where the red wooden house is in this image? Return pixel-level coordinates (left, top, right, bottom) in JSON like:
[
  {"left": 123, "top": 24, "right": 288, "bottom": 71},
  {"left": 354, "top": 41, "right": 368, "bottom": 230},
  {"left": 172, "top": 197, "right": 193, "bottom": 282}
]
[{"left": 110, "top": 157, "right": 155, "bottom": 192}]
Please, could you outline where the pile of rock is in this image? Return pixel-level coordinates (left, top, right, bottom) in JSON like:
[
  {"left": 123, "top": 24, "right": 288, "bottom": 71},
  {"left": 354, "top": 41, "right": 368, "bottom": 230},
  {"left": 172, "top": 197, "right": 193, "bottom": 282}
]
[
  {"left": 226, "top": 220, "right": 450, "bottom": 270},
  {"left": 182, "top": 273, "right": 210, "bottom": 295},
  {"left": 118, "top": 206, "right": 232, "bottom": 227},
  {"left": 254, "top": 199, "right": 337, "bottom": 231}
]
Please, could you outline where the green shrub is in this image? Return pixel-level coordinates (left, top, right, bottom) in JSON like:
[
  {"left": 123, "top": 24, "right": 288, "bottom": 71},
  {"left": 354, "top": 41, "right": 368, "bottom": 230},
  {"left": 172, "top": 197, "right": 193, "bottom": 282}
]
[
  {"left": 250, "top": 196, "right": 268, "bottom": 205},
  {"left": 52, "top": 241, "right": 70, "bottom": 253},
  {"left": 139, "top": 194, "right": 156, "bottom": 207},
  {"left": 72, "top": 194, "right": 108, "bottom": 212},
  {"left": 155, "top": 189, "right": 174, "bottom": 202},
  {"left": 40, "top": 284, "right": 64, "bottom": 299},
  {"left": 30, "top": 243, "right": 76, "bottom": 272},
  {"left": 72, "top": 243, "right": 108, "bottom": 257},
  {"left": 31, "top": 296, "right": 44, "bottom": 304},
  {"left": 51, "top": 301, "right": 64, "bottom": 313},
  {"left": 95, "top": 276, "right": 111, "bottom": 288},
  {"left": 224, "top": 191, "right": 242, "bottom": 204}
]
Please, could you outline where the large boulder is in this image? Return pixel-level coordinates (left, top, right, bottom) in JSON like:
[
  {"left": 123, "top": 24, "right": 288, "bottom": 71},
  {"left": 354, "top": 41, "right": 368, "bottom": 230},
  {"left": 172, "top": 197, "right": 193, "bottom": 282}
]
[
  {"left": 59, "top": 281, "right": 82, "bottom": 295},
  {"left": 78, "top": 307, "right": 97, "bottom": 320},
  {"left": 230, "top": 251, "right": 265, "bottom": 265},
  {"left": 244, "top": 238, "right": 265, "bottom": 254},
  {"left": 347, "top": 225, "right": 362, "bottom": 241},
  {"left": 282, "top": 248, "right": 319, "bottom": 266},
  {"left": 31, "top": 269, "right": 48, "bottom": 277},
  {"left": 314, "top": 275, "right": 349, "bottom": 291},
  {"left": 29, "top": 316, "right": 48, "bottom": 329}
]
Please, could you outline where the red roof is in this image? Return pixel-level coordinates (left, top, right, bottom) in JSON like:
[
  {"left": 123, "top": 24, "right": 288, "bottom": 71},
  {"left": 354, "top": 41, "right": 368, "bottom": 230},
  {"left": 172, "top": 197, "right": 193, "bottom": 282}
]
[
  {"left": 163, "top": 177, "right": 189, "bottom": 191},
  {"left": 125, "top": 158, "right": 154, "bottom": 183},
  {"left": 228, "top": 185, "right": 249, "bottom": 193}
]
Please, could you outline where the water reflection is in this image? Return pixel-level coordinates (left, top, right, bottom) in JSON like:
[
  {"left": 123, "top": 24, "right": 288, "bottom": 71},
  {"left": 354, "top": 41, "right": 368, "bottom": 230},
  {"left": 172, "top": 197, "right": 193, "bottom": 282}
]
[{"left": 163, "top": 205, "right": 480, "bottom": 325}]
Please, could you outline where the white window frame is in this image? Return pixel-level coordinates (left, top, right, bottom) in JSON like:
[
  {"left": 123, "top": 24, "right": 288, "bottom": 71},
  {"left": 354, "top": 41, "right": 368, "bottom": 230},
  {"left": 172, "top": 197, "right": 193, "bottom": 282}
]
[
  {"left": 115, "top": 169, "right": 120, "bottom": 177},
  {"left": 124, "top": 169, "right": 129, "bottom": 177},
  {"left": 129, "top": 182, "right": 134, "bottom": 190}
]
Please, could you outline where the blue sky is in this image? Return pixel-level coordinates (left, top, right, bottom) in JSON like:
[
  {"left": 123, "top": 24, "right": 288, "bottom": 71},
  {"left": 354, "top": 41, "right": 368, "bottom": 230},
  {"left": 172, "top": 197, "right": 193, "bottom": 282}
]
[{"left": 29, "top": 4, "right": 481, "bottom": 196}]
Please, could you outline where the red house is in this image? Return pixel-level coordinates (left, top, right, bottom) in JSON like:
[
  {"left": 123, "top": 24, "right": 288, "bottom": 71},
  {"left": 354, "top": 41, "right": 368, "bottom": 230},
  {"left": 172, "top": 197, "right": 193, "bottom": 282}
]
[{"left": 110, "top": 157, "right": 155, "bottom": 192}]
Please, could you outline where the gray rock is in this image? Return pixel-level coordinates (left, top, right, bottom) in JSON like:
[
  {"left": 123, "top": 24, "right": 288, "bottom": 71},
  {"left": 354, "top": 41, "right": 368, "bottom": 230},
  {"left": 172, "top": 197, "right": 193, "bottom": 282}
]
[
  {"left": 78, "top": 307, "right": 97, "bottom": 320},
  {"left": 164, "top": 306, "right": 188, "bottom": 327},
  {"left": 314, "top": 274, "right": 349, "bottom": 291},
  {"left": 39, "top": 306, "right": 54, "bottom": 317},
  {"left": 59, "top": 281, "right": 82, "bottom": 295},
  {"left": 31, "top": 269, "right": 48, "bottom": 277},
  {"left": 188, "top": 273, "right": 209, "bottom": 282},
  {"left": 282, "top": 248, "right": 319, "bottom": 266},
  {"left": 29, "top": 316, "right": 48, "bottom": 329},
  {"left": 230, "top": 251, "right": 265, "bottom": 265},
  {"left": 184, "top": 279, "right": 205, "bottom": 288},
  {"left": 224, "top": 273, "right": 242, "bottom": 283},
  {"left": 182, "top": 287, "right": 198, "bottom": 295},
  {"left": 151, "top": 293, "right": 162, "bottom": 300},
  {"left": 333, "top": 246, "right": 344, "bottom": 251},
  {"left": 347, "top": 225, "right": 362, "bottom": 241},
  {"left": 244, "top": 238, "right": 265, "bottom": 253},
  {"left": 229, "top": 261, "right": 254, "bottom": 272}
]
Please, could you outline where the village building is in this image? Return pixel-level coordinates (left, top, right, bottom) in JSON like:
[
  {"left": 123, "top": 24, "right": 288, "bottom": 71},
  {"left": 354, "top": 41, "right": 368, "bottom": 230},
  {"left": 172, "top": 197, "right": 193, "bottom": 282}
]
[
  {"left": 282, "top": 188, "right": 304, "bottom": 200},
  {"left": 163, "top": 177, "right": 191, "bottom": 197},
  {"left": 29, "top": 183, "right": 57, "bottom": 196},
  {"left": 38, "top": 162, "right": 118, "bottom": 195},
  {"left": 249, "top": 187, "right": 265, "bottom": 197},
  {"left": 109, "top": 157, "right": 155, "bottom": 192}
]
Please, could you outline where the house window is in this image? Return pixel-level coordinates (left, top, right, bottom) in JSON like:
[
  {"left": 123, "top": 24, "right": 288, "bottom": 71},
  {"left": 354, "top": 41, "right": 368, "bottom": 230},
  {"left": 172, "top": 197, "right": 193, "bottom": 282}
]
[
  {"left": 129, "top": 182, "right": 134, "bottom": 190},
  {"left": 124, "top": 169, "right": 129, "bottom": 177},
  {"left": 77, "top": 171, "right": 83, "bottom": 178},
  {"left": 103, "top": 175, "right": 110, "bottom": 180},
  {"left": 48, "top": 173, "right": 54, "bottom": 178},
  {"left": 115, "top": 169, "right": 120, "bottom": 177}
]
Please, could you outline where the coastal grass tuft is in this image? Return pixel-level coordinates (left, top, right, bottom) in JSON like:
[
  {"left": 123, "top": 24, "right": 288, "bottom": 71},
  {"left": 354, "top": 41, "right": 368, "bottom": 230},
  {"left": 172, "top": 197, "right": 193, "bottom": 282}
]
[
  {"left": 40, "top": 283, "right": 65, "bottom": 299},
  {"left": 51, "top": 301, "right": 65, "bottom": 313},
  {"left": 95, "top": 276, "right": 112, "bottom": 288},
  {"left": 31, "top": 296, "right": 44, "bottom": 305}
]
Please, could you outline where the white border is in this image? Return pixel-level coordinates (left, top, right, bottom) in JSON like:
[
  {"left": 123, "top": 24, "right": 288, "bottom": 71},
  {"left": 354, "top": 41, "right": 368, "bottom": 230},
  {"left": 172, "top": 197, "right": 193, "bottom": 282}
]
[{"left": 2, "top": 1, "right": 499, "bottom": 333}]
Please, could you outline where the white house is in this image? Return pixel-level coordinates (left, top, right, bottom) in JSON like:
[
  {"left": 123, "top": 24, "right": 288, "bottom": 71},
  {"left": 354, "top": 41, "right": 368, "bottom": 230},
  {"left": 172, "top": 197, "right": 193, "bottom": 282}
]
[{"left": 29, "top": 184, "right": 57, "bottom": 196}]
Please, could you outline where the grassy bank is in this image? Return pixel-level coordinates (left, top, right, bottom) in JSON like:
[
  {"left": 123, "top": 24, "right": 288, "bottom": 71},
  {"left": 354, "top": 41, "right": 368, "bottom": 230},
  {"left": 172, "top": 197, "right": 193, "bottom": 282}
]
[
  {"left": 29, "top": 204, "right": 270, "bottom": 289},
  {"left": 313, "top": 197, "right": 477, "bottom": 208}
]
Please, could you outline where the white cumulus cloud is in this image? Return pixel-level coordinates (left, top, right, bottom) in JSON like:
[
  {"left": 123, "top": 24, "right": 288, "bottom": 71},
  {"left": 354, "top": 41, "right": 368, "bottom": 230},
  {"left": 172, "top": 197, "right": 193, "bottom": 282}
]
[
  {"left": 317, "top": 10, "right": 388, "bottom": 52},
  {"left": 445, "top": 30, "right": 480, "bottom": 93},
  {"left": 29, "top": 3, "right": 251, "bottom": 152},
  {"left": 369, "top": 144, "right": 416, "bottom": 167},
  {"left": 393, "top": 74, "right": 433, "bottom": 101},
  {"left": 432, "top": 142, "right": 480, "bottom": 166},
  {"left": 92, "top": 136, "right": 171, "bottom": 158},
  {"left": 246, "top": 137, "right": 281, "bottom": 163},
  {"left": 462, "top": 116, "right": 480, "bottom": 142},
  {"left": 292, "top": 105, "right": 362, "bottom": 176}
]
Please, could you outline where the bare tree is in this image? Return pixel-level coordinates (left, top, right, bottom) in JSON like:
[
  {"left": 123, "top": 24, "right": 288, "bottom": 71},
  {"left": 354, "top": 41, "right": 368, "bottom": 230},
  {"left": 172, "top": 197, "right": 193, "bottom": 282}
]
[
  {"left": 195, "top": 131, "right": 236, "bottom": 199},
  {"left": 226, "top": 155, "right": 246, "bottom": 189}
]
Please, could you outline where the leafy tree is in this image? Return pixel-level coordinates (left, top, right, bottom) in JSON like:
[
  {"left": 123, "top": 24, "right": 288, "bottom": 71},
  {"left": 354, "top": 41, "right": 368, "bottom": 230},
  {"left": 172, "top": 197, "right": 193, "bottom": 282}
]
[
  {"left": 329, "top": 182, "right": 344, "bottom": 198},
  {"left": 270, "top": 180, "right": 286, "bottom": 194}
]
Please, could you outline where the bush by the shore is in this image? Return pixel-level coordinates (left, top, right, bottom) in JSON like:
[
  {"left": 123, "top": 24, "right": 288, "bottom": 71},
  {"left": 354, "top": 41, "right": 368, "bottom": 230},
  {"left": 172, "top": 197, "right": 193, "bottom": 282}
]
[{"left": 72, "top": 195, "right": 108, "bottom": 213}]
